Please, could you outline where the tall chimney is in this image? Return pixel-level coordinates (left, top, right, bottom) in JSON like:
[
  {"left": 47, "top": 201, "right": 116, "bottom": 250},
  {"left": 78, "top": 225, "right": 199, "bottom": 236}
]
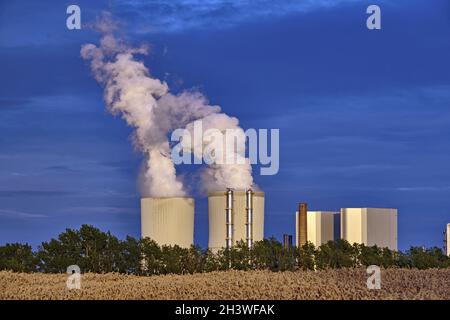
[
  {"left": 298, "top": 202, "right": 308, "bottom": 247},
  {"left": 225, "top": 188, "right": 234, "bottom": 249},
  {"left": 283, "top": 234, "right": 293, "bottom": 250},
  {"left": 245, "top": 189, "right": 254, "bottom": 248}
]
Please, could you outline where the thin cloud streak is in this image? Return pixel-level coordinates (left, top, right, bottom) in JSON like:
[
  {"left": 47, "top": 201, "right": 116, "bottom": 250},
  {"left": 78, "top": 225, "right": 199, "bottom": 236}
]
[
  {"left": 0, "top": 209, "right": 48, "bottom": 219},
  {"left": 116, "top": 0, "right": 363, "bottom": 33}
]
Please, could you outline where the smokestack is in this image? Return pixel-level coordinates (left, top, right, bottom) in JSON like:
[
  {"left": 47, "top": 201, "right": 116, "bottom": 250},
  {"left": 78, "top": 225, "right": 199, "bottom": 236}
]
[
  {"left": 225, "top": 188, "right": 234, "bottom": 249},
  {"left": 245, "top": 189, "right": 254, "bottom": 248},
  {"left": 283, "top": 234, "right": 293, "bottom": 250},
  {"left": 297, "top": 203, "right": 308, "bottom": 247}
]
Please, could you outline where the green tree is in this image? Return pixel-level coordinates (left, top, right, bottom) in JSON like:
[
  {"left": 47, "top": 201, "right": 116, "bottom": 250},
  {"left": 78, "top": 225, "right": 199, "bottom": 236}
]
[
  {"left": 117, "top": 236, "right": 142, "bottom": 274},
  {"left": 251, "top": 237, "right": 294, "bottom": 271},
  {"left": 407, "top": 246, "right": 449, "bottom": 269},
  {"left": 229, "top": 241, "right": 252, "bottom": 270},
  {"left": 0, "top": 243, "right": 37, "bottom": 272},
  {"left": 202, "top": 249, "right": 221, "bottom": 272},
  {"left": 357, "top": 244, "right": 383, "bottom": 267},
  {"left": 140, "top": 237, "right": 162, "bottom": 275},
  {"left": 316, "top": 239, "right": 357, "bottom": 269},
  {"left": 297, "top": 242, "right": 316, "bottom": 271},
  {"left": 182, "top": 245, "right": 203, "bottom": 274},
  {"left": 160, "top": 245, "right": 186, "bottom": 274},
  {"left": 37, "top": 228, "right": 82, "bottom": 273}
]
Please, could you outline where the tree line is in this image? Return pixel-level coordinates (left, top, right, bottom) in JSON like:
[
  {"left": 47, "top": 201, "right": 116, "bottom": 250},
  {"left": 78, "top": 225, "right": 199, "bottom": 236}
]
[{"left": 0, "top": 224, "right": 449, "bottom": 274}]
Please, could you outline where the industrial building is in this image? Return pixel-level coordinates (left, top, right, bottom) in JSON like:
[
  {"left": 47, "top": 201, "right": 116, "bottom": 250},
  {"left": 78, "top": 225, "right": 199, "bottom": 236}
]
[
  {"left": 141, "top": 197, "right": 194, "bottom": 248},
  {"left": 208, "top": 189, "right": 264, "bottom": 252},
  {"left": 295, "top": 209, "right": 338, "bottom": 247},
  {"left": 445, "top": 223, "right": 450, "bottom": 256},
  {"left": 341, "top": 208, "right": 398, "bottom": 251}
]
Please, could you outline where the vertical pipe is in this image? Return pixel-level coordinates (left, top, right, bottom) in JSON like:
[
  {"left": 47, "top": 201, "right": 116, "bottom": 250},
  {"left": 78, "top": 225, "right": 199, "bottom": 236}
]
[
  {"left": 246, "top": 189, "right": 254, "bottom": 248},
  {"left": 283, "top": 234, "right": 289, "bottom": 250},
  {"left": 289, "top": 235, "right": 293, "bottom": 249},
  {"left": 225, "top": 188, "right": 234, "bottom": 249},
  {"left": 298, "top": 202, "right": 307, "bottom": 247}
]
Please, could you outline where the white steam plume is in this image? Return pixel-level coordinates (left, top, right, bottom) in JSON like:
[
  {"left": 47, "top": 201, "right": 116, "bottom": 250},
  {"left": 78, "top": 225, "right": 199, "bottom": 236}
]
[{"left": 81, "top": 14, "right": 254, "bottom": 196}]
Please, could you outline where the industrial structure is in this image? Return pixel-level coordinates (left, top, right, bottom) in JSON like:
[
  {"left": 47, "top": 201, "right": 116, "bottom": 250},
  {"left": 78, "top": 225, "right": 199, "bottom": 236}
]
[
  {"left": 208, "top": 189, "right": 264, "bottom": 252},
  {"left": 307, "top": 211, "right": 338, "bottom": 247},
  {"left": 295, "top": 209, "right": 338, "bottom": 247},
  {"left": 341, "top": 208, "right": 398, "bottom": 251},
  {"left": 296, "top": 203, "right": 308, "bottom": 247},
  {"left": 445, "top": 223, "right": 450, "bottom": 256},
  {"left": 283, "top": 234, "right": 293, "bottom": 250},
  {"left": 141, "top": 197, "right": 194, "bottom": 248}
]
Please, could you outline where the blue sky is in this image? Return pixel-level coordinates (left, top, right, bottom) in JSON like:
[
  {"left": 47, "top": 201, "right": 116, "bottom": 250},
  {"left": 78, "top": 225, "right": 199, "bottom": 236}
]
[{"left": 0, "top": 0, "right": 449, "bottom": 250}]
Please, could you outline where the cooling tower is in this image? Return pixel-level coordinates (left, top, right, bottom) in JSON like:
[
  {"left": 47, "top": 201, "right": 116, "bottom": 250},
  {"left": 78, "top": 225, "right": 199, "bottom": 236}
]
[
  {"left": 141, "top": 197, "right": 194, "bottom": 248},
  {"left": 208, "top": 190, "right": 264, "bottom": 252}
]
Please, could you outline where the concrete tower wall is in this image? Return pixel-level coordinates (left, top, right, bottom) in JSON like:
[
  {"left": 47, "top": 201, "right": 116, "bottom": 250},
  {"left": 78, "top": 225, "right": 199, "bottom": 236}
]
[
  {"left": 141, "top": 197, "right": 194, "bottom": 248},
  {"left": 296, "top": 211, "right": 338, "bottom": 247},
  {"left": 445, "top": 224, "right": 450, "bottom": 256},
  {"left": 208, "top": 191, "right": 264, "bottom": 251},
  {"left": 341, "top": 208, "right": 397, "bottom": 251}
]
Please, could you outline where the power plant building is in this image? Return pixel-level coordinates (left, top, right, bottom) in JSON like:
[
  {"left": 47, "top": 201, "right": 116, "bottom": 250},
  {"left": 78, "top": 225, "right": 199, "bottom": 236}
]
[
  {"left": 341, "top": 208, "right": 398, "bottom": 251},
  {"left": 141, "top": 197, "right": 194, "bottom": 248},
  {"left": 295, "top": 210, "right": 338, "bottom": 247},
  {"left": 208, "top": 190, "right": 264, "bottom": 252},
  {"left": 445, "top": 223, "right": 450, "bottom": 257}
]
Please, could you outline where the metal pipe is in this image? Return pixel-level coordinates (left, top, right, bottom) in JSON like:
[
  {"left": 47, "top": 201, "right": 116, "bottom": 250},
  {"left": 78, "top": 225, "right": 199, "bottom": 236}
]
[
  {"left": 225, "top": 188, "right": 234, "bottom": 249},
  {"left": 283, "top": 234, "right": 293, "bottom": 250},
  {"left": 246, "top": 189, "right": 254, "bottom": 248}
]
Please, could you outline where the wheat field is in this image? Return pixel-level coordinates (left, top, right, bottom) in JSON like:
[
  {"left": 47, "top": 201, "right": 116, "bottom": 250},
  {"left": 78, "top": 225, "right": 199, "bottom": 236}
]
[{"left": 0, "top": 268, "right": 449, "bottom": 300}]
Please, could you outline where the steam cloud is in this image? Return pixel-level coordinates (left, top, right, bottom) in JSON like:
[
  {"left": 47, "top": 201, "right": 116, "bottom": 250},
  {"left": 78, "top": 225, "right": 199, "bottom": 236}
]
[{"left": 81, "top": 14, "right": 254, "bottom": 197}]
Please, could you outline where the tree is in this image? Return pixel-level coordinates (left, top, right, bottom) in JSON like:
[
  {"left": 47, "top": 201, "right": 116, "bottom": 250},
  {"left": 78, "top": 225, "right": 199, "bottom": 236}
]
[
  {"left": 117, "top": 236, "right": 142, "bottom": 274},
  {"left": 0, "top": 243, "right": 37, "bottom": 272},
  {"left": 182, "top": 245, "right": 203, "bottom": 274},
  {"left": 297, "top": 242, "right": 316, "bottom": 271},
  {"left": 251, "top": 237, "right": 295, "bottom": 271},
  {"left": 316, "top": 239, "right": 357, "bottom": 269},
  {"left": 160, "top": 245, "right": 187, "bottom": 275},
  {"left": 202, "top": 249, "right": 221, "bottom": 272},
  {"left": 37, "top": 229, "right": 82, "bottom": 273},
  {"left": 407, "top": 246, "right": 450, "bottom": 269},
  {"left": 357, "top": 244, "right": 383, "bottom": 267},
  {"left": 140, "top": 237, "right": 162, "bottom": 275}
]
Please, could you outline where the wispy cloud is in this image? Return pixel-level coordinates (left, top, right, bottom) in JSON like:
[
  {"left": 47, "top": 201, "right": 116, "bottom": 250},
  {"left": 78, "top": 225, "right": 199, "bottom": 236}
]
[
  {"left": 0, "top": 98, "right": 30, "bottom": 109},
  {"left": 0, "top": 190, "right": 72, "bottom": 197},
  {"left": 62, "top": 206, "right": 137, "bottom": 215},
  {"left": 115, "top": 0, "right": 362, "bottom": 33},
  {"left": 0, "top": 209, "right": 48, "bottom": 219}
]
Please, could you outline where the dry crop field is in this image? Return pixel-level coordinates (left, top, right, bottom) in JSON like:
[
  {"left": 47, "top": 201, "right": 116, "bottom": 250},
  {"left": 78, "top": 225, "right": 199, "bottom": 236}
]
[{"left": 1, "top": 269, "right": 449, "bottom": 300}]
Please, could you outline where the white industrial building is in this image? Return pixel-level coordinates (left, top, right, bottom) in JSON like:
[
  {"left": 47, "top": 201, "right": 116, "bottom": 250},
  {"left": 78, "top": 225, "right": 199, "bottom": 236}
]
[
  {"left": 208, "top": 190, "right": 264, "bottom": 252},
  {"left": 445, "top": 223, "right": 450, "bottom": 256},
  {"left": 141, "top": 197, "right": 195, "bottom": 248},
  {"left": 295, "top": 211, "right": 338, "bottom": 247},
  {"left": 341, "top": 208, "right": 398, "bottom": 251}
]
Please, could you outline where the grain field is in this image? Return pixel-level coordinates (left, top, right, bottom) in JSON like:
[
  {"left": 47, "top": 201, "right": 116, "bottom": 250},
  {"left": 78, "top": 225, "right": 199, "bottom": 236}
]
[{"left": 0, "top": 269, "right": 449, "bottom": 300}]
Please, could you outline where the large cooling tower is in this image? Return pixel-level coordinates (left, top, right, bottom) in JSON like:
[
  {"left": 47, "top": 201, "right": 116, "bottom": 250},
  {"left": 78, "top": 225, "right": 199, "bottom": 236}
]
[
  {"left": 141, "top": 197, "right": 194, "bottom": 248},
  {"left": 208, "top": 190, "right": 264, "bottom": 251}
]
